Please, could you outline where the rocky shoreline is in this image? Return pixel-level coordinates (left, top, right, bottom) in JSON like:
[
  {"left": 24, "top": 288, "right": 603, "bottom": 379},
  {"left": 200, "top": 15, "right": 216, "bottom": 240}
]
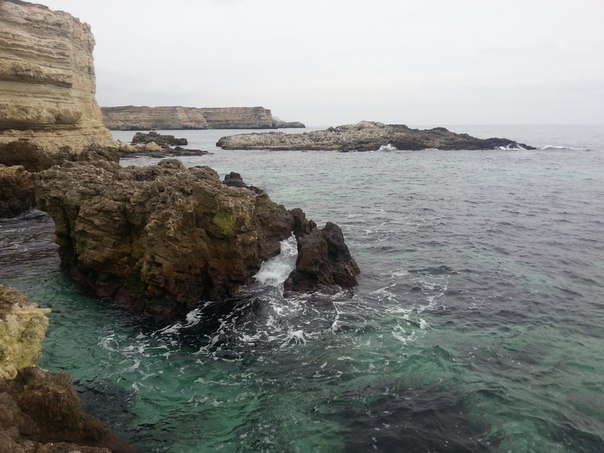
[
  {"left": 217, "top": 121, "right": 535, "bottom": 151},
  {"left": 102, "top": 106, "right": 306, "bottom": 131}
]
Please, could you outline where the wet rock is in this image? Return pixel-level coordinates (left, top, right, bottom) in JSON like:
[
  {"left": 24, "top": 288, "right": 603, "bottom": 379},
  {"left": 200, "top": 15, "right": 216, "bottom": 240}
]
[
  {"left": 285, "top": 222, "right": 360, "bottom": 292},
  {"left": 35, "top": 158, "right": 297, "bottom": 319},
  {"left": 217, "top": 121, "right": 535, "bottom": 151}
]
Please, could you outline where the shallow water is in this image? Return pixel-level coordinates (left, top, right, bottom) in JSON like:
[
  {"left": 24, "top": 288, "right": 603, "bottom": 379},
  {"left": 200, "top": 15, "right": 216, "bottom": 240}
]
[{"left": 1, "top": 125, "right": 603, "bottom": 452}]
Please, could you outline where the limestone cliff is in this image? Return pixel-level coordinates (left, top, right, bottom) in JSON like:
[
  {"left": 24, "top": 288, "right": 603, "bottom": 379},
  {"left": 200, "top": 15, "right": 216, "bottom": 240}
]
[
  {"left": 0, "top": 0, "right": 114, "bottom": 152},
  {"left": 102, "top": 105, "right": 306, "bottom": 130}
]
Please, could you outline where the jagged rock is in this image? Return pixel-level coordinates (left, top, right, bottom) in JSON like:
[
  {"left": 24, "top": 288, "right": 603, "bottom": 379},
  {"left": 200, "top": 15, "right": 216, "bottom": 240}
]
[
  {"left": 35, "top": 154, "right": 360, "bottom": 317},
  {"left": 0, "top": 165, "right": 35, "bottom": 218},
  {"left": 0, "top": 285, "right": 50, "bottom": 379},
  {"left": 217, "top": 121, "right": 535, "bottom": 151},
  {"left": 0, "top": 0, "right": 115, "bottom": 152},
  {"left": 0, "top": 141, "right": 75, "bottom": 173},
  {"left": 0, "top": 367, "right": 135, "bottom": 453},
  {"left": 131, "top": 131, "right": 188, "bottom": 147},
  {"left": 284, "top": 222, "right": 360, "bottom": 293},
  {"left": 0, "top": 285, "right": 135, "bottom": 452},
  {"left": 101, "top": 105, "right": 305, "bottom": 130},
  {"left": 35, "top": 158, "right": 297, "bottom": 319}
]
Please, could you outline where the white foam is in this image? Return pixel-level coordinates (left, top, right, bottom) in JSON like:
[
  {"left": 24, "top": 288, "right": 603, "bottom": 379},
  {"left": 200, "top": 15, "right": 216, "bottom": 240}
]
[
  {"left": 378, "top": 143, "right": 399, "bottom": 151},
  {"left": 254, "top": 235, "right": 298, "bottom": 286}
]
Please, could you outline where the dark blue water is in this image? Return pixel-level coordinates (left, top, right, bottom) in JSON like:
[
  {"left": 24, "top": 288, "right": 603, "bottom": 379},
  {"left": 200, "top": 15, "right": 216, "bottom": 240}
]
[{"left": 1, "top": 125, "right": 603, "bottom": 452}]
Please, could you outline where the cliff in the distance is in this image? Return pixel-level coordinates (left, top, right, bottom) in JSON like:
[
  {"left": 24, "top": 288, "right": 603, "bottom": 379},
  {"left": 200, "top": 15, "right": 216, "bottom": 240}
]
[
  {"left": 0, "top": 0, "right": 114, "bottom": 152},
  {"left": 102, "top": 105, "right": 305, "bottom": 130}
]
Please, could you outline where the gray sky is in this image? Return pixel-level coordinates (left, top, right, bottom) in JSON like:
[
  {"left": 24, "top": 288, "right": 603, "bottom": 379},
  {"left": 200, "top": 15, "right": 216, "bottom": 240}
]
[{"left": 39, "top": 0, "right": 604, "bottom": 126}]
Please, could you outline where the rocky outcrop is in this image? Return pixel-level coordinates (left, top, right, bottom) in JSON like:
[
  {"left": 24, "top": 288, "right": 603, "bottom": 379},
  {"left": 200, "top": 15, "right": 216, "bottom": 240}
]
[
  {"left": 131, "top": 131, "right": 187, "bottom": 147},
  {"left": 102, "top": 105, "right": 305, "bottom": 130},
  {"left": 217, "top": 121, "right": 535, "bottom": 151},
  {"left": 0, "top": 164, "right": 35, "bottom": 218},
  {"left": 0, "top": 0, "right": 114, "bottom": 152},
  {"left": 0, "top": 285, "right": 49, "bottom": 379},
  {"left": 0, "top": 285, "right": 135, "bottom": 452},
  {"left": 285, "top": 222, "right": 360, "bottom": 292},
  {"left": 35, "top": 154, "right": 359, "bottom": 319}
]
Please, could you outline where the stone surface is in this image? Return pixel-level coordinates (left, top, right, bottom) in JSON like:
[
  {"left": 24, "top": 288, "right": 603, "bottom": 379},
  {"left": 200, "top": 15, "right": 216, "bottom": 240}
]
[
  {"left": 0, "top": 285, "right": 50, "bottom": 379},
  {"left": 0, "top": 165, "right": 35, "bottom": 218},
  {"left": 0, "top": 367, "right": 135, "bottom": 453},
  {"left": 284, "top": 222, "right": 360, "bottom": 292},
  {"left": 217, "top": 121, "right": 535, "bottom": 151},
  {"left": 0, "top": 285, "right": 135, "bottom": 451},
  {"left": 35, "top": 157, "right": 297, "bottom": 319},
  {"left": 35, "top": 154, "right": 359, "bottom": 318},
  {"left": 0, "top": 0, "right": 114, "bottom": 152},
  {"left": 102, "top": 105, "right": 305, "bottom": 130}
]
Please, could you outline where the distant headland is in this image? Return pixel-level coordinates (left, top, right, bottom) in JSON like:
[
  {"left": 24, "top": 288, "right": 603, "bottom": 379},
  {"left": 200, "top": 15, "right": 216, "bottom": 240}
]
[{"left": 101, "top": 105, "right": 305, "bottom": 130}]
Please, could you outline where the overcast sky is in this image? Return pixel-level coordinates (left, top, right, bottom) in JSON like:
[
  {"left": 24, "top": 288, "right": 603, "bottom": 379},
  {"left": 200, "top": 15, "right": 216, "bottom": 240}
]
[{"left": 39, "top": 0, "right": 604, "bottom": 126}]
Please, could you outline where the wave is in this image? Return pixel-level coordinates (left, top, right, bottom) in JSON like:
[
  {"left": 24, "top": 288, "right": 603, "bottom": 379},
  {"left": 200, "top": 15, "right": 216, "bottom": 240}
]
[
  {"left": 378, "top": 143, "right": 399, "bottom": 151},
  {"left": 540, "top": 145, "right": 584, "bottom": 151}
]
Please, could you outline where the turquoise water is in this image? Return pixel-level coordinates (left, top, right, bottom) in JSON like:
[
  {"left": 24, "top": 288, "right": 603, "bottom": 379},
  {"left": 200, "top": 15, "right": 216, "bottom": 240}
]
[{"left": 1, "top": 125, "right": 603, "bottom": 451}]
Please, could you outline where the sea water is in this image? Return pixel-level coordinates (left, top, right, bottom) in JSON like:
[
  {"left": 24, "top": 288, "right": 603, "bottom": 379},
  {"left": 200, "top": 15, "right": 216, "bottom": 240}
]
[{"left": 1, "top": 125, "right": 603, "bottom": 452}]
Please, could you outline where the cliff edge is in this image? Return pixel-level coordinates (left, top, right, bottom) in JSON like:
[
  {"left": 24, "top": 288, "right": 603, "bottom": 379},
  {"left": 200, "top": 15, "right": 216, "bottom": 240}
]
[
  {"left": 0, "top": 0, "right": 114, "bottom": 152},
  {"left": 102, "top": 105, "right": 306, "bottom": 130}
]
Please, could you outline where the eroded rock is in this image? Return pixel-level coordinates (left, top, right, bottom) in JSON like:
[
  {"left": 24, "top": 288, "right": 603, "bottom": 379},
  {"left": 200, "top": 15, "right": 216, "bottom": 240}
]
[
  {"left": 0, "top": 165, "right": 35, "bottom": 218},
  {"left": 217, "top": 121, "right": 535, "bottom": 151}
]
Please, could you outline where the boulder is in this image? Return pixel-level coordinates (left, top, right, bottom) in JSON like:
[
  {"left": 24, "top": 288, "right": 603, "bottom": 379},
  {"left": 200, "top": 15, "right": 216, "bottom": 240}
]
[
  {"left": 217, "top": 121, "right": 535, "bottom": 151},
  {"left": 284, "top": 222, "right": 360, "bottom": 292}
]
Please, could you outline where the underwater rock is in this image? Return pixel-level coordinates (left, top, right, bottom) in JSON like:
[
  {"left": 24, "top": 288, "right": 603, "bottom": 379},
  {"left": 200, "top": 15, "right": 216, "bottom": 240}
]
[
  {"left": 285, "top": 222, "right": 360, "bottom": 292},
  {"left": 217, "top": 121, "right": 535, "bottom": 151}
]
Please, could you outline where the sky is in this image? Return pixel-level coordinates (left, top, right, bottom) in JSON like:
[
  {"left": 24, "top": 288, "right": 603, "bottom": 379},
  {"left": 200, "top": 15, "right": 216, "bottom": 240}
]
[{"left": 38, "top": 0, "right": 604, "bottom": 126}]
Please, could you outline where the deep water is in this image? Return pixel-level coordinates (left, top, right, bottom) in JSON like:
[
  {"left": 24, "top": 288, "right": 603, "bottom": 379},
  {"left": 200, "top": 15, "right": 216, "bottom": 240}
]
[{"left": 1, "top": 125, "right": 603, "bottom": 452}]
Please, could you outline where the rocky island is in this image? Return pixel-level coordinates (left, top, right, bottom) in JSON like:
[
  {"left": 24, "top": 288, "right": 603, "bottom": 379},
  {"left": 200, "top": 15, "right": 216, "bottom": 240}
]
[
  {"left": 217, "top": 121, "right": 535, "bottom": 151},
  {"left": 102, "top": 105, "right": 306, "bottom": 130}
]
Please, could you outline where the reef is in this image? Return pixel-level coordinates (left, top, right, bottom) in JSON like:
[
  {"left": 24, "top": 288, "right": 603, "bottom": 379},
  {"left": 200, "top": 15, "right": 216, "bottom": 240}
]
[
  {"left": 102, "top": 105, "right": 306, "bottom": 130},
  {"left": 0, "top": 285, "right": 135, "bottom": 452},
  {"left": 217, "top": 121, "right": 535, "bottom": 151},
  {"left": 35, "top": 153, "right": 359, "bottom": 320}
]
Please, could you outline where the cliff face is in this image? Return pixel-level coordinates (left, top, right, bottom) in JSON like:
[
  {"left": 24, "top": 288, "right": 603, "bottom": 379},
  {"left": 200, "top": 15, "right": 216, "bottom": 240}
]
[
  {"left": 0, "top": 0, "right": 114, "bottom": 152},
  {"left": 102, "top": 105, "right": 305, "bottom": 130}
]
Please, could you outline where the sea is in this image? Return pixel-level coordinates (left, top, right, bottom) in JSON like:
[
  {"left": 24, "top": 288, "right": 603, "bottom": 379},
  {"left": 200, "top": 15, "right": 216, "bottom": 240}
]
[{"left": 1, "top": 124, "right": 603, "bottom": 452}]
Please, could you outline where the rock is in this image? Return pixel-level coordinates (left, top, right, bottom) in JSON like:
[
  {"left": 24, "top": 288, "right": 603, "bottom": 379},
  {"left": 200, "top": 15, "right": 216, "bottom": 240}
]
[
  {"left": 35, "top": 158, "right": 297, "bottom": 319},
  {"left": 217, "top": 121, "right": 535, "bottom": 151},
  {"left": 102, "top": 105, "right": 305, "bottom": 130},
  {"left": 0, "top": 0, "right": 115, "bottom": 153},
  {"left": 0, "top": 367, "right": 135, "bottom": 453},
  {"left": 0, "top": 285, "right": 135, "bottom": 452},
  {"left": 284, "top": 222, "right": 360, "bottom": 293},
  {"left": 0, "top": 165, "right": 35, "bottom": 218},
  {"left": 273, "top": 119, "right": 306, "bottom": 128},
  {"left": 0, "top": 285, "right": 50, "bottom": 379},
  {"left": 0, "top": 140, "right": 75, "bottom": 173},
  {"left": 131, "top": 131, "right": 188, "bottom": 147}
]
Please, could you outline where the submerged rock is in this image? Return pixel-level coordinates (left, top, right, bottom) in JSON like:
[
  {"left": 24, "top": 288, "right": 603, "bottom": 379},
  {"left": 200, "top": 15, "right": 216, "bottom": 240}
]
[
  {"left": 217, "top": 121, "right": 535, "bottom": 151},
  {"left": 35, "top": 154, "right": 360, "bottom": 318},
  {"left": 0, "top": 285, "right": 135, "bottom": 452}
]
